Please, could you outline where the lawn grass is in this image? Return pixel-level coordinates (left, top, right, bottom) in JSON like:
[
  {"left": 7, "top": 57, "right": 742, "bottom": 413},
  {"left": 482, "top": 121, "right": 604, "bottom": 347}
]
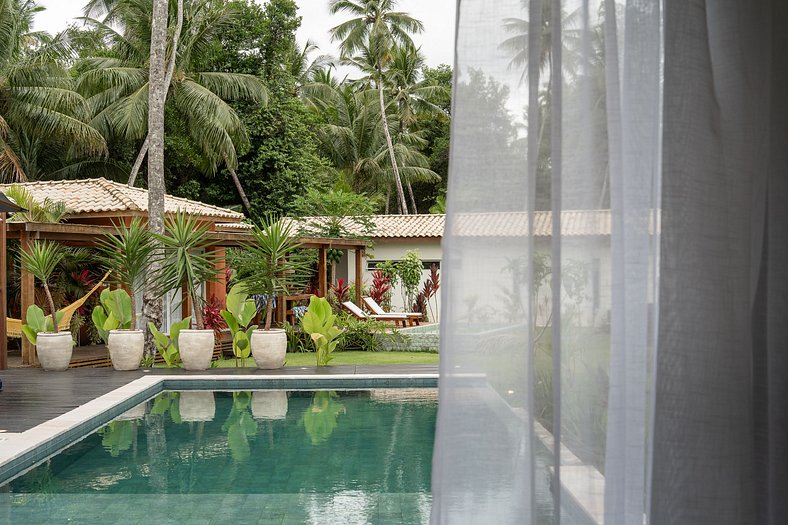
[{"left": 213, "top": 351, "right": 439, "bottom": 368}]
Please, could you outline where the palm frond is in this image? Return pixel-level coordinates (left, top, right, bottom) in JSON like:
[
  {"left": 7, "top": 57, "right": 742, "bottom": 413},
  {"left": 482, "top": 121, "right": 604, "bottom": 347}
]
[{"left": 194, "top": 72, "right": 268, "bottom": 105}]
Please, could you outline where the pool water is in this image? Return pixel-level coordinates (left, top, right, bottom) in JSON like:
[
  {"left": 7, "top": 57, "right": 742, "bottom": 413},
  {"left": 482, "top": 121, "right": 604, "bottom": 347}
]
[{"left": 1, "top": 389, "right": 437, "bottom": 525}]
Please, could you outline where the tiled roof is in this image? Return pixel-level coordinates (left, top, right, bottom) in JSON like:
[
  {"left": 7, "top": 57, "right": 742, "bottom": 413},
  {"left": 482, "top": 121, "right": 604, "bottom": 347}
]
[
  {"left": 450, "top": 210, "right": 613, "bottom": 238},
  {"left": 0, "top": 178, "right": 243, "bottom": 221},
  {"left": 292, "top": 210, "right": 615, "bottom": 239}
]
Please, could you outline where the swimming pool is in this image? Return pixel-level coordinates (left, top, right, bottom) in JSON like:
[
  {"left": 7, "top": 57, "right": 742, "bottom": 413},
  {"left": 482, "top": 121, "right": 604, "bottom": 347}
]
[{"left": 1, "top": 389, "right": 437, "bottom": 525}]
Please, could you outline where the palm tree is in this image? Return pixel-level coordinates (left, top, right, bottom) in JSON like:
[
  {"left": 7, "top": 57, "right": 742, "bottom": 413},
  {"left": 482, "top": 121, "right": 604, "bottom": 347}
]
[
  {"left": 499, "top": 1, "right": 582, "bottom": 85},
  {"left": 287, "top": 40, "right": 334, "bottom": 96},
  {"left": 329, "top": 0, "right": 423, "bottom": 215},
  {"left": 306, "top": 79, "right": 436, "bottom": 206},
  {"left": 144, "top": 0, "right": 168, "bottom": 356},
  {"left": 0, "top": 0, "right": 106, "bottom": 182},
  {"left": 386, "top": 44, "right": 448, "bottom": 212},
  {"left": 76, "top": 0, "right": 268, "bottom": 214}
]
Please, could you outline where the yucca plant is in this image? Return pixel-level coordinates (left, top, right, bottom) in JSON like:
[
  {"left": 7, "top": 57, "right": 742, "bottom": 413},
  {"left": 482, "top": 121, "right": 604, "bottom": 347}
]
[
  {"left": 155, "top": 211, "right": 218, "bottom": 330},
  {"left": 234, "top": 217, "right": 309, "bottom": 331},
  {"left": 96, "top": 217, "right": 156, "bottom": 329},
  {"left": 19, "top": 240, "right": 66, "bottom": 333}
]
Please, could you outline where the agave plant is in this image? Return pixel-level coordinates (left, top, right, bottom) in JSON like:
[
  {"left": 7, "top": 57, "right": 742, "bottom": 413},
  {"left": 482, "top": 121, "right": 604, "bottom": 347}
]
[{"left": 155, "top": 211, "right": 218, "bottom": 330}]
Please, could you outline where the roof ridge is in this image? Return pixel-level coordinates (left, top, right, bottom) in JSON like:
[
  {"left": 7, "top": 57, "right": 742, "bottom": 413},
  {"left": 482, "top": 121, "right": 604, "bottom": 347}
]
[{"left": 96, "top": 178, "right": 141, "bottom": 212}]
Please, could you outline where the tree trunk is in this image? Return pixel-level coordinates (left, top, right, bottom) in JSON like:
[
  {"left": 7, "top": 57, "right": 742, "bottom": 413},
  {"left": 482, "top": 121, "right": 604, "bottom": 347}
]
[
  {"left": 128, "top": 0, "right": 183, "bottom": 187},
  {"left": 43, "top": 283, "right": 58, "bottom": 333},
  {"left": 224, "top": 156, "right": 253, "bottom": 216},
  {"left": 143, "top": 0, "right": 169, "bottom": 357},
  {"left": 407, "top": 182, "right": 418, "bottom": 213},
  {"left": 384, "top": 188, "right": 390, "bottom": 214},
  {"left": 127, "top": 136, "right": 149, "bottom": 187},
  {"left": 377, "top": 69, "right": 408, "bottom": 215},
  {"left": 191, "top": 286, "right": 204, "bottom": 329},
  {"left": 264, "top": 298, "right": 274, "bottom": 331}
]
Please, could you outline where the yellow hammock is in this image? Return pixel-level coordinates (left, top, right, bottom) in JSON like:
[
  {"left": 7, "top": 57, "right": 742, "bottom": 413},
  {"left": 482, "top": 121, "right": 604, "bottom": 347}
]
[{"left": 7, "top": 271, "right": 111, "bottom": 338}]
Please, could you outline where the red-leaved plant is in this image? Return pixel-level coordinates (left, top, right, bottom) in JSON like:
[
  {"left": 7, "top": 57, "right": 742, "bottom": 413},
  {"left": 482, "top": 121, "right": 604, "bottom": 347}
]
[
  {"left": 331, "top": 278, "right": 350, "bottom": 303},
  {"left": 369, "top": 270, "right": 392, "bottom": 310},
  {"left": 202, "top": 295, "right": 227, "bottom": 339},
  {"left": 412, "top": 264, "right": 440, "bottom": 322}
]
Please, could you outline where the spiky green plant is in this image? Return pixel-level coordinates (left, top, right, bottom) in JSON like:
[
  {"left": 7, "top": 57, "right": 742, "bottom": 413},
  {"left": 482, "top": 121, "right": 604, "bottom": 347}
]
[
  {"left": 96, "top": 217, "right": 155, "bottom": 328},
  {"left": 233, "top": 217, "right": 309, "bottom": 331},
  {"left": 19, "top": 240, "right": 65, "bottom": 333},
  {"left": 155, "top": 211, "right": 218, "bottom": 330}
]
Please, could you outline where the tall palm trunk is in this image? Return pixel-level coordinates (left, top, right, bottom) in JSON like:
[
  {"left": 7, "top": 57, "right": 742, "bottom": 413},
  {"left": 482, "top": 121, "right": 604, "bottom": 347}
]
[
  {"left": 224, "top": 155, "right": 252, "bottom": 216},
  {"left": 128, "top": 0, "right": 184, "bottom": 187},
  {"left": 143, "top": 0, "right": 168, "bottom": 357},
  {"left": 407, "top": 182, "right": 418, "bottom": 213},
  {"left": 377, "top": 68, "right": 409, "bottom": 215}
]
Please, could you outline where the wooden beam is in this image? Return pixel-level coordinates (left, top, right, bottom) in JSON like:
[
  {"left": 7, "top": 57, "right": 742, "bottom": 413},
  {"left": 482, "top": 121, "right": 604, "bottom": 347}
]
[
  {"left": 0, "top": 213, "right": 6, "bottom": 370},
  {"left": 355, "top": 248, "right": 364, "bottom": 307},
  {"left": 318, "top": 247, "right": 327, "bottom": 298},
  {"left": 20, "top": 231, "right": 35, "bottom": 366}
]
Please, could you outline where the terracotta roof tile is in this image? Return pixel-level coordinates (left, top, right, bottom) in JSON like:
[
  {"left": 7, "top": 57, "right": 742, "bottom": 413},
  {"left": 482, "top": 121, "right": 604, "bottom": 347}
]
[{"left": 0, "top": 178, "right": 243, "bottom": 221}]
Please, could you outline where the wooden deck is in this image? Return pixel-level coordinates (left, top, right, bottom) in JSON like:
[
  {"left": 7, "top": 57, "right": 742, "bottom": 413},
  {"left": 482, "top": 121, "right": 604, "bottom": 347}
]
[{"left": 0, "top": 365, "right": 438, "bottom": 433}]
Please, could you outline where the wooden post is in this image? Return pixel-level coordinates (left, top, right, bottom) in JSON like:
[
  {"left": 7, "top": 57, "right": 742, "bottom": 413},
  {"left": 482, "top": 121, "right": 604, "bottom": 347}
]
[
  {"left": 355, "top": 248, "right": 364, "bottom": 307},
  {"left": 0, "top": 212, "right": 6, "bottom": 370},
  {"left": 318, "top": 247, "right": 327, "bottom": 298},
  {"left": 206, "top": 247, "right": 228, "bottom": 308},
  {"left": 20, "top": 231, "right": 35, "bottom": 365}
]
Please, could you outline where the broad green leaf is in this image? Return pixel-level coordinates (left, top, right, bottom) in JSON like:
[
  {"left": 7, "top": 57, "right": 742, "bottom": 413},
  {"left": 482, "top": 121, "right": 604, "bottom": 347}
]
[
  {"left": 220, "top": 310, "right": 239, "bottom": 334},
  {"left": 92, "top": 306, "right": 110, "bottom": 342},
  {"left": 103, "top": 311, "right": 120, "bottom": 331},
  {"left": 21, "top": 325, "right": 38, "bottom": 345}
]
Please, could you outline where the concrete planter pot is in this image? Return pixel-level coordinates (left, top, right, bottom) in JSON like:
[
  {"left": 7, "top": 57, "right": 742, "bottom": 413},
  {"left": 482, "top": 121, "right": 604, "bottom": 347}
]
[
  {"left": 179, "top": 392, "right": 216, "bottom": 422},
  {"left": 36, "top": 332, "right": 74, "bottom": 371},
  {"left": 108, "top": 329, "right": 144, "bottom": 371},
  {"left": 252, "top": 390, "right": 288, "bottom": 420},
  {"left": 251, "top": 329, "right": 287, "bottom": 369},
  {"left": 178, "top": 329, "right": 215, "bottom": 370}
]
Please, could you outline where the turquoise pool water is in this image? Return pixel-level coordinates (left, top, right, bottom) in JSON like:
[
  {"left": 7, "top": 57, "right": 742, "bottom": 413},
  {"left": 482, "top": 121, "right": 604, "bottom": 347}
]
[{"left": 1, "top": 389, "right": 437, "bottom": 525}]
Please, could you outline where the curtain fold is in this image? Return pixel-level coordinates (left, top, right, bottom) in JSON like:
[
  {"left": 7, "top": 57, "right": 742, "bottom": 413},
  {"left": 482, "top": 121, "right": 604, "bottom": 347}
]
[
  {"left": 432, "top": 0, "right": 786, "bottom": 523},
  {"left": 652, "top": 1, "right": 788, "bottom": 524}
]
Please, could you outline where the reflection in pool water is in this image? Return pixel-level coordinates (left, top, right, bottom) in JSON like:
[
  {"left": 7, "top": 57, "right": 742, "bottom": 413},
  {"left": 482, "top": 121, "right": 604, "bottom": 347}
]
[{"left": 1, "top": 389, "right": 437, "bottom": 525}]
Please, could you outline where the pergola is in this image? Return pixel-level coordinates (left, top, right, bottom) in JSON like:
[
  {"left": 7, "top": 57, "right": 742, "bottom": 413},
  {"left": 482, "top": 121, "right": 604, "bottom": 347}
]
[{"left": 0, "top": 179, "right": 368, "bottom": 369}]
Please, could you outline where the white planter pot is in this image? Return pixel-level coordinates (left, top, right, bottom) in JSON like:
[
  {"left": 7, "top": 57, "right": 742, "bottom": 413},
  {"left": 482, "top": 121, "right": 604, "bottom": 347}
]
[
  {"left": 250, "top": 329, "right": 287, "bottom": 369},
  {"left": 36, "top": 332, "right": 74, "bottom": 371},
  {"left": 108, "top": 329, "right": 144, "bottom": 371},
  {"left": 178, "top": 330, "right": 215, "bottom": 370},
  {"left": 252, "top": 390, "right": 288, "bottom": 420},
  {"left": 179, "top": 392, "right": 216, "bottom": 422}
]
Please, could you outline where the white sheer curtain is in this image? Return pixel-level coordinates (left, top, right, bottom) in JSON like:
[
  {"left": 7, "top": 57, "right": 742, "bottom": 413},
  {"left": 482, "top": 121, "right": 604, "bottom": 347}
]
[{"left": 432, "top": 0, "right": 787, "bottom": 523}]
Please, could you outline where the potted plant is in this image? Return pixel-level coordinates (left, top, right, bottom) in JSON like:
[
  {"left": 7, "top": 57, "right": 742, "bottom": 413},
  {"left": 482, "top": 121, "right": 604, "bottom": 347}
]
[
  {"left": 20, "top": 240, "right": 72, "bottom": 371},
  {"left": 235, "top": 217, "right": 308, "bottom": 369},
  {"left": 95, "top": 218, "right": 155, "bottom": 370},
  {"left": 155, "top": 212, "right": 219, "bottom": 370},
  {"left": 301, "top": 295, "right": 343, "bottom": 366},
  {"left": 220, "top": 284, "right": 257, "bottom": 367},
  {"left": 92, "top": 289, "right": 141, "bottom": 370}
]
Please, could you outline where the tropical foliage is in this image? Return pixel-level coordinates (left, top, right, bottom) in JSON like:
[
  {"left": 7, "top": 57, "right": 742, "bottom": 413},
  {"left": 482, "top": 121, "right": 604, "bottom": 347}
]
[{"left": 1, "top": 0, "right": 451, "bottom": 215}]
